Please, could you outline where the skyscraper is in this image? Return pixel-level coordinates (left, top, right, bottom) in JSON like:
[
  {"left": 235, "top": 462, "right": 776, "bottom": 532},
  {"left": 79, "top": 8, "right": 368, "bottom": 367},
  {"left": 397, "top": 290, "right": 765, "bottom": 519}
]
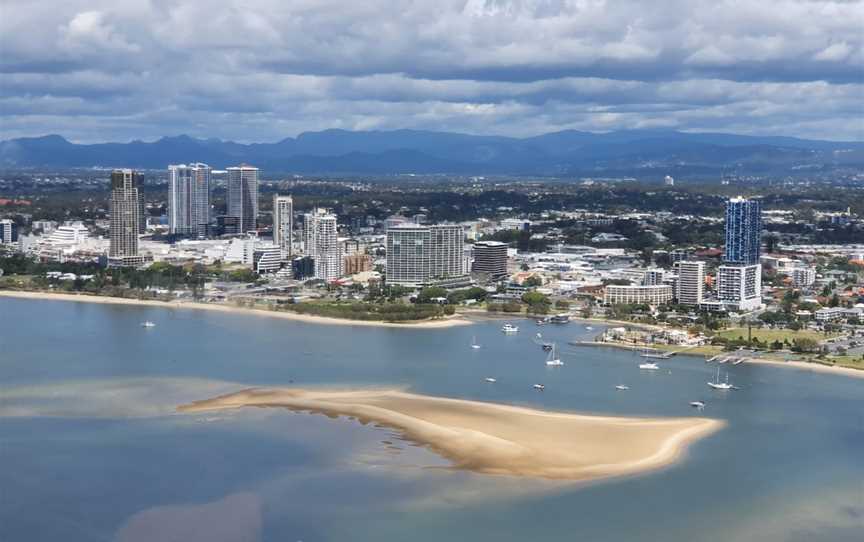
[
  {"left": 109, "top": 169, "right": 142, "bottom": 265},
  {"left": 273, "top": 194, "right": 293, "bottom": 261},
  {"left": 675, "top": 261, "right": 705, "bottom": 306},
  {"left": 386, "top": 224, "right": 467, "bottom": 287},
  {"left": 304, "top": 208, "right": 341, "bottom": 280},
  {"left": 471, "top": 240, "right": 508, "bottom": 279},
  {"left": 0, "top": 219, "right": 18, "bottom": 246},
  {"left": 227, "top": 165, "right": 259, "bottom": 233},
  {"left": 168, "top": 163, "right": 211, "bottom": 237},
  {"left": 724, "top": 197, "right": 762, "bottom": 265}
]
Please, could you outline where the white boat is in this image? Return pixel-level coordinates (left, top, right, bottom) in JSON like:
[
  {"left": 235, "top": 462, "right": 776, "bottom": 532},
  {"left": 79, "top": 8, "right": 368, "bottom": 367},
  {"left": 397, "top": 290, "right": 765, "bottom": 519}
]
[
  {"left": 690, "top": 400, "right": 706, "bottom": 408},
  {"left": 484, "top": 377, "right": 497, "bottom": 383},
  {"left": 615, "top": 384, "right": 630, "bottom": 391},
  {"left": 545, "top": 343, "right": 564, "bottom": 366},
  {"left": 533, "top": 384, "right": 545, "bottom": 390},
  {"left": 732, "top": 358, "right": 745, "bottom": 365},
  {"left": 141, "top": 321, "right": 156, "bottom": 328},
  {"left": 501, "top": 323, "right": 519, "bottom": 334},
  {"left": 638, "top": 362, "right": 659, "bottom": 370},
  {"left": 470, "top": 336, "right": 481, "bottom": 349},
  {"left": 585, "top": 326, "right": 593, "bottom": 331},
  {"left": 707, "top": 367, "right": 735, "bottom": 390}
]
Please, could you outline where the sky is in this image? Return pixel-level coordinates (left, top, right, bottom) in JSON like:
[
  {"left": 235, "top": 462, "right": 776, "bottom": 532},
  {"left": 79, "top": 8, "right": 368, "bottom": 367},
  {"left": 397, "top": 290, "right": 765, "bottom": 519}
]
[{"left": 1, "top": 0, "right": 863, "bottom": 143}]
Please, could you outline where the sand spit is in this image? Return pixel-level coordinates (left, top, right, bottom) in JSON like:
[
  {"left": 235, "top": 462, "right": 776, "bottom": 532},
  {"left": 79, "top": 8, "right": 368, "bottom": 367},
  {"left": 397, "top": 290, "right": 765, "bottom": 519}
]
[
  {"left": 179, "top": 388, "right": 724, "bottom": 481},
  {"left": 0, "top": 290, "right": 472, "bottom": 329}
]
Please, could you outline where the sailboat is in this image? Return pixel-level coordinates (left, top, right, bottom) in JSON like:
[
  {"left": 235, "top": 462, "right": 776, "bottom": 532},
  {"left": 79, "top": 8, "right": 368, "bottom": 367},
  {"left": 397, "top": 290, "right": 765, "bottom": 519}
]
[
  {"left": 470, "top": 336, "right": 481, "bottom": 349},
  {"left": 545, "top": 343, "right": 564, "bottom": 366},
  {"left": 707, "top": 366, "right": 734, "bottom": 390}
]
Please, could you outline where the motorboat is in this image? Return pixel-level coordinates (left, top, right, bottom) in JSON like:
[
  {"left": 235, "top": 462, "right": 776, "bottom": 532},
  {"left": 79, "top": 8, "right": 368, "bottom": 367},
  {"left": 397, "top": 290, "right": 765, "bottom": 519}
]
[
  {"left": 690, "top": 401, "right": 706, "bottom": 409},
  {"left": 585, "top": 326, "right": 594, "bottom": 331},
  {"left": 549, "top": 314, "right": 570, "bottom": 324},
  {"left": 484, "top": 377, "right": 497, "bottom": 383},
  {"left": 615, "top": 384, "right": 630, "bottom": 391},
  {"left": 141, "top": 321, "right": 156, "bottom": 328},
  {"left": 501, "top": 323, "right": 519, "bottom": 334},
  {"left": 638, "top": 362, "right": 659, "bottom": 370},
  {"left": 533, "top": 384, "right": 545, "bottom": 391}
]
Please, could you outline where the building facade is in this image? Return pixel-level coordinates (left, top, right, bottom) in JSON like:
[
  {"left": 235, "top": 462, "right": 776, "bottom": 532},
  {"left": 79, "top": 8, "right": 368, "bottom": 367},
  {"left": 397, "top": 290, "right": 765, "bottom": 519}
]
[
  {"left": 273, "top": 194, "right": 293, "bottom": 261},
  {"left": 604, "top": 284, "right": 674, "bottom": 305},
  {"left": 109, "top": 169, "right": 142, "bottom": 264},
  {"left": 252, "top": 245, "right": 282, "bottom": 274},
  {"left": 724, "top": 197, "right": 762, "bottom": 265},
  {"left": 471, "top": 240, "right": 508, "bottom": 279},
  {"left": 386, "top": 224, "right": 466, "bottom": 287},
  {"left": 717, "top": 264, "right": 762, "bottom": 311},
  {"left": 675, "top": 261, "right": 705, "bottom": 305},
  {"left": 304, "top": 209, "right": 341, "bottom": 280},
  {"left": 343, "top": 253, "right": 373, "bottom": 275},
  {"left": 0, "top": 219, "right": 18, "bottom": 246},
  {"left": 168, "top": 163, "right": 211, "bottom": 237},
  {"left": 227, "top": 165, "right": 259, "bottom": 234}
]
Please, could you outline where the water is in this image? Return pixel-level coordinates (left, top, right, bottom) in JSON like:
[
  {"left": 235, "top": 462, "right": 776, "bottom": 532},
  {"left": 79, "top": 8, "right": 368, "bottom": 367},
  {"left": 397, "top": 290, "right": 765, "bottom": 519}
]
[{"left": 1, "top": 297, "right": 862, "bottom": 541}]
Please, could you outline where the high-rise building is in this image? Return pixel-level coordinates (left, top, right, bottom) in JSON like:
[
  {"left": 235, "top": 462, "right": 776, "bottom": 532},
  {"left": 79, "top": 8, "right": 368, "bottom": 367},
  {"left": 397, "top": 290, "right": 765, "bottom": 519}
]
[
  {"left": 0, "top": 219, "right": 18, "bottom": 246},
  {"left": 227, "top": 165, "right": 259, "bottom": 233},
  {"left": 472, "top": 240, "right": 508, "bottom": 279},
  {"left": 717, "top": 264, "right": 762, "bottom": 311},
  {"left": 273, "top": 194, "right": 293, "bottom": 261},
  {"left": 386, "top": 224, "right": 467, "bottom": 287},
  {"left": 304, "top": 208, "right": 341, "bottom": 280},
  {"left": 168, "top": 163, "right": 211, "bottom": 237},
  {"left": 724, "top": 197, "right": 762, "bottom": 265},
  {"left": 109, "top": 169, "right": 142, "bottom": 265},
  {"left": 675, "top": 261, "right": 705, "bottom": 306},
  {"left": 343, "top": 253, "right": 373, "bottom": 275}
]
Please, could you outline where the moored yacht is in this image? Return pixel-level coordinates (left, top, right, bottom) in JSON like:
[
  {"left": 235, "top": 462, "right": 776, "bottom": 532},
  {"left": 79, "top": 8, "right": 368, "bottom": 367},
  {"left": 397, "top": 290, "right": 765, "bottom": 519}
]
[
  {"left": 501, "top": 323, "right": 519, "bottom": 334},
  {"left": 533, "top": 384, "right": 545, "bottom": 390},
  {"left": 615, "top": 384, "right": 630, "bottom": 391},
  {"left": 638, "top": 362, "right": 659, "bottom": 370},
  {"left": 141, "top": 321, "right": 156, "bottom": 328},
  {"left": 545, "top": 343, "right": 564, "bottom": 366}
]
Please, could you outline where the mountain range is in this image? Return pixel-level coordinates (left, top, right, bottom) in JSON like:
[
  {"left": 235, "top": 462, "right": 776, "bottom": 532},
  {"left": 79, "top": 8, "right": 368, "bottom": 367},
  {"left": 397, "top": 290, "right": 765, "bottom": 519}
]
[{"left": 1, "top": 129, "right": 862, "bottom": 177}]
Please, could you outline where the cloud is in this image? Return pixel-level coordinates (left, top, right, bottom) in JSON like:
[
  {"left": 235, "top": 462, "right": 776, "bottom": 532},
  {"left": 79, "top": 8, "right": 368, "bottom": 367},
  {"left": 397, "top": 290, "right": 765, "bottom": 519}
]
[{"left": 0, "top": 0, "right": 862, "bottom": 142}]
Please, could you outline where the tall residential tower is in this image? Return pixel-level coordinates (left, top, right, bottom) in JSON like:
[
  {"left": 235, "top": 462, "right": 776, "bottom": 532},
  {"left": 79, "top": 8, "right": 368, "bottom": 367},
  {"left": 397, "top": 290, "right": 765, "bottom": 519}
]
[
  {"left": 168, "top": 163, "right": 211, "bottom": 237},
  {"left": 304, "top": 208, "right": 341, "bottom": 281},
  {"left": 386, "top": 223, "right": 467, "bottom": 287},
  {"left": 273, "top": 194, "right": 293, "bottom": 261},
  {"left": 227, "top": 165, "right": 259, "bottom": 234},
  {"left": 109, "top": 169, "right": 142, "bottom": 265},
  {"left": 724, "top": 197, "right": 762, "bottom": 265}
]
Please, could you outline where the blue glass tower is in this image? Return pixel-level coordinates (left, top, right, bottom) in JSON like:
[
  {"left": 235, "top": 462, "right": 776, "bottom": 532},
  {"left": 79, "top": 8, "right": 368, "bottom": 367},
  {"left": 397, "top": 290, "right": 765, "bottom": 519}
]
[{"left": 724, "top": 197, "right": 762, "bottom": 265}]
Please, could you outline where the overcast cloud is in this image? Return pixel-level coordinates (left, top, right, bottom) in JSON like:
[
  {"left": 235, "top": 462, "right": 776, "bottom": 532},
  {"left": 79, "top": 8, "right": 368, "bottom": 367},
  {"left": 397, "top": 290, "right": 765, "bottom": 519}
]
[{"left": 1, "top": 0, "right": 862, "bottom": 142}]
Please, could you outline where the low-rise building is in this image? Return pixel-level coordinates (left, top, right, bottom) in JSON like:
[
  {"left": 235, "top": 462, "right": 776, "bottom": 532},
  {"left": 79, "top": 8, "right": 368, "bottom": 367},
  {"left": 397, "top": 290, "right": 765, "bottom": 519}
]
[{"left": 604, "top": 284, "right": 673, "bottom": 305}]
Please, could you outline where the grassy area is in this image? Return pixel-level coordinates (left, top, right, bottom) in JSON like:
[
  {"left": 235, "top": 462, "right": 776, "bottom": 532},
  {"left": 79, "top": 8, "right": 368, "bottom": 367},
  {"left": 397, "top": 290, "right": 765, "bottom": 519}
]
[
  {"left": 821, "top": 355, "right": 864, "bottom": 370},
  {"left": 715, "top": 328, "right": 836, "bottom": 343}
]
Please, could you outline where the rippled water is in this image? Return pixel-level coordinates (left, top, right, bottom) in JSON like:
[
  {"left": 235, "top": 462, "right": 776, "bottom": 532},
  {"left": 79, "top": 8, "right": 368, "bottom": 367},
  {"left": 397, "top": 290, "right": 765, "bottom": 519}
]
[{"left": 1, "top": 297, "right": 862, "bottom": 541}]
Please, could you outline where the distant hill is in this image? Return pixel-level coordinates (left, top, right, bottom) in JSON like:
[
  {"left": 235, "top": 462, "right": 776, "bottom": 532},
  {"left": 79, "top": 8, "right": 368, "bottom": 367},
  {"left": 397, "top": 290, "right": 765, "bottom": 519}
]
[{"left": 1, "top": 129, "right": 861, "bottom": 177}]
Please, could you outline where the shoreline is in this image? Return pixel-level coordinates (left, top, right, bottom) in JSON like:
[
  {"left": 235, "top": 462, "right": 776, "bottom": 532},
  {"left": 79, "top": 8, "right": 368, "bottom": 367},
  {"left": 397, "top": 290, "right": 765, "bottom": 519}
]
[
  {"left": 0, "top": 290, "right": 473, "bottom": 329},
  {"left": 572, "top": 338, "right": 864, "bottom": 379},
  {"left": 178, "top": 387, "right": 725, "bottom": 482}
]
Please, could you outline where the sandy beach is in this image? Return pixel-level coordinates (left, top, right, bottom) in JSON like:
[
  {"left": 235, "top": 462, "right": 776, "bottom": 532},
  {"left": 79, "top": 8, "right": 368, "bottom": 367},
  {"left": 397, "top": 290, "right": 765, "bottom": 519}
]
[
  {"left": 742, "top": 357, "right": 864, "bottom": 379},
  {"left": 0, "top": 290, "right": 472, "bottom": 329},
  {"left": 179, "top": 387, "right": 724, "bottom": 481}
]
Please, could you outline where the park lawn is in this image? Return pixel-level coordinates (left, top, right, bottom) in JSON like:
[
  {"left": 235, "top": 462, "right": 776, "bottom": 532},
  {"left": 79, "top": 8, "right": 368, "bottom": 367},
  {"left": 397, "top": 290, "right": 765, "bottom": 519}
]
[
  {"left": 716, "top": 328, "right": 837, "bottom": 344},
  {"left": 651, "top": 344, "right": 724, "bottom": 356},
  {"left": 821, "top": 355, "right": 864, "bottom": 370}
]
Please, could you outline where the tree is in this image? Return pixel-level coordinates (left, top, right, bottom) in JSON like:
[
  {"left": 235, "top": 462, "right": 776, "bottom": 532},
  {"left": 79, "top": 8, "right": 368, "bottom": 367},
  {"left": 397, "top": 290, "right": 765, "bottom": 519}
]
[
  {"left": 523, "top": 275, "right": 543, "bottom": 288},
  {"left": 791, "top": 337, "right": 819, "bottom": 353},
  {"left": 416, "top": 287, "right": 448, "bottom": 304}
]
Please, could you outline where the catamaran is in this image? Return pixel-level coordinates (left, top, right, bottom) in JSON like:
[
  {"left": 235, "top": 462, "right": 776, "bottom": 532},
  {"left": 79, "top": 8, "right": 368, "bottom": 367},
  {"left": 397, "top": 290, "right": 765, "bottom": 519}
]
[
  {"left": 545, "top": 343, "right": 564, "bottom": 366},
  {"left": 707, "top": 366, "right": 734, "bottom": 390},
  {"left": 501, "top": 323, "right": 519, "bottom": 334}
]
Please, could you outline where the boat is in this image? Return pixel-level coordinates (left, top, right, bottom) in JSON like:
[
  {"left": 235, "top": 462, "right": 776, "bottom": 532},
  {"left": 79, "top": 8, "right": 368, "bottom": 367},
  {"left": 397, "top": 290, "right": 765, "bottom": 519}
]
[
  {"left": 541, "top": 343, "right": 553, "bottom": 351},
  {"left": 690, "top": 400, "right": 706, "bottom": 409},
  {"left": 706, "top": 355, "right": 721, "bottom": 363},
  {"left": 707, "top": 367, "right": 734, "bottom": 390},
  {"left": 545, "top": 343, "right": 564, "bottom": 366},
  {"left": 484, "top": 377, "right": 497, "bottom": 383},
  {"left": 141, "top": 321, "right": 156, "bottom": 328},
  {"left": 718, "top": 357, "right": 729, "bottom": 364},
  {"left": 732, "top": 358, "right": 745, "bottom": 365},
  {"left": 585, "top": 326, "right": 594, "bottom": 331},
  {"left": 615, "top": 384, "right": 630, "bottom": 391},
  {"left": 533, "top": 384, "right": 545, "bottom": 390},
  {"left": 638, "top": 362, "right": 660, "bottom": 370},
  {"left": 501, "top": 323, "right": 519, "bottom": 334},
  {"left": 470, "top": 336, "right": 481, "bottom": 349},
  {"left": 549, "top": 313, "right": 570, "bottom": 324}
]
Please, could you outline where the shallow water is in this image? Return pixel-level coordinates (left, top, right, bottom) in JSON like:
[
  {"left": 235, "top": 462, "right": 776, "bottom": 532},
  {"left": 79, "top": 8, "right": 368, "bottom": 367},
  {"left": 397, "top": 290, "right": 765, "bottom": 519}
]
[{"left": 1, "top": 297, "right": 862, "bottom": 541}]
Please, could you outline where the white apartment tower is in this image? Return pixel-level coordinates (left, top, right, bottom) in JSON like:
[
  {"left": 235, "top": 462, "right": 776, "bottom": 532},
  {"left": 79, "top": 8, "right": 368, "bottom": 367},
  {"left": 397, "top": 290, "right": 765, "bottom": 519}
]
[
  {"left": 386, "top": 224, "right": 466, "bottom": 287},
  {"left": 227, "top": 165, "right": 259, "bottom": 234},
  {"left": 717, "top": 264, "right": 762, "bottom": 311},
  {"left": 109, "top": 169, "right": 141, "bottom": 262},
  {"left": 168, "top": 163, "right": 211, "bottom": 237},
  {"left": 273, "top": 194, "right": 293, "bottom": 261},
  {"left": 304, "top": 208, "right": 341, "bottom": 280},
  {"left": 675, "top": 261, "right": 705, "bottom": 306}
]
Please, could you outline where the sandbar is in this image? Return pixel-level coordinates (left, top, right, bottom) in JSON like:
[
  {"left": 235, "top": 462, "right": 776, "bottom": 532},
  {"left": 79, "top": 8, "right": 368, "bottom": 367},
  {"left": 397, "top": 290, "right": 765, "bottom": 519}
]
[
  {"left": 178, "top": 388, "right": 724, "bottom": 481},
  {"left": 0, "top": 290, "right": 472, "bottom": 328}
]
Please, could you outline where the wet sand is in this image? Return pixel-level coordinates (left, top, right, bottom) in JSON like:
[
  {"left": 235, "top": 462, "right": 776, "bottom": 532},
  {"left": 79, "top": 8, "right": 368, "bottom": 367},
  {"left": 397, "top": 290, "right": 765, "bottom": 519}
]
[
  {"left": 0, "top": 290, "right": 472, "bottom": 328},
  {"left": 179, "top": 388, "right": 724, "bottom": 481}
]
